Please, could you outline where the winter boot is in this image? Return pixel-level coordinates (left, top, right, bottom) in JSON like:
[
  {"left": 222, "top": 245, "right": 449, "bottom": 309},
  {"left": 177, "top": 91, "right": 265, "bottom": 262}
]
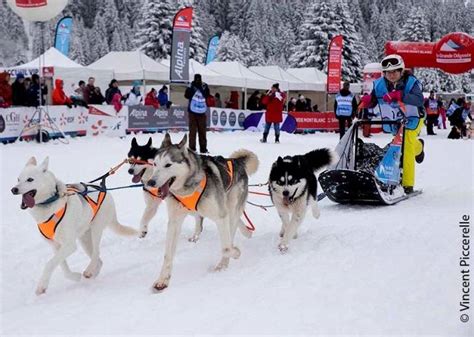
[
  {"left": 275, "top": 134, "right": 280, "bottom": 143},
  {"left": 404, "top": 186, "right": 414, "bottom": 194},
  {"left": 415, "top": 139, "right": 425, "bottom": 164},
  {"left": 260, "top": 132, "right": 268, "bottom": 143}
]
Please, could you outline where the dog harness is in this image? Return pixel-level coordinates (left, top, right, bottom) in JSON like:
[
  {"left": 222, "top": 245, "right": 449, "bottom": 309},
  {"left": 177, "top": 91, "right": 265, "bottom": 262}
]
[
  {"left": 37, "top": 185, "right": 107, "bottom": 240},
  {"left": 143, "top": 186, "right": 161, "bottom": 199},
  {"left": 173, "top": 160, "right": 234, "bottom": 211}
]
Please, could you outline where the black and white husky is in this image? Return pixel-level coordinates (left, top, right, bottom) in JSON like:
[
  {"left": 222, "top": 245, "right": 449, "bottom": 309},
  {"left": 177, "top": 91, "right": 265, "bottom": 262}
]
[
  {"left": 269, "top": 149, "right": 335, "bottom": 253},
  {"left": 146, "top": 133, "right": 259, "bottom": 291},
  {"left": 127, "top": 137, "right": 203, "bottom": 241}
]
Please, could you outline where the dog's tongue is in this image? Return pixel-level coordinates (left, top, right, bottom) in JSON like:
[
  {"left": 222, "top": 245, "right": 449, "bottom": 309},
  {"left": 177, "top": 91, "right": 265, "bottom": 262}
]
[
  {"left": 132, "top": 174, "right": 142, "bottom": 183},
  {"left": 159, "top": 182, "right": 170, "bottom": 199},
  {"left": 283, "top": 196, "right": 290, "bottom": 206},
  {"left": 22, "top": 193, "right": 35, "bottom": 209}
]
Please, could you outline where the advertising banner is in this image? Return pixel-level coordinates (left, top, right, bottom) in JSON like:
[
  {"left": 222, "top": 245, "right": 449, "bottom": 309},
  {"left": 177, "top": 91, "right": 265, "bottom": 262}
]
[
  {"left": 170, "top": 7, "right": 193, "bottom": 83},
  {"left": 327, "top": 35, "right": 344, "bottom": 94}
]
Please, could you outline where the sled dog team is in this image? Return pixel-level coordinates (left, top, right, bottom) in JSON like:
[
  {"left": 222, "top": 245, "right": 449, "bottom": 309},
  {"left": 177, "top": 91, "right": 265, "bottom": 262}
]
[{"left": 11, "top": 133, "right": 335, "bottom": 295}]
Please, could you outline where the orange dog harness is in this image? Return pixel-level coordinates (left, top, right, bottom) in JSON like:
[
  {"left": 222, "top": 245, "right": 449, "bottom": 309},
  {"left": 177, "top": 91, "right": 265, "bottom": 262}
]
[
  {"left": 173, "top": 160, "right": 234, "bottom": 211},
  {"left": 37, "top": 186, "right": 107, "bottom": 240},
  {"left": 143, "top": 186, "right": 161, "bottom": 199}
]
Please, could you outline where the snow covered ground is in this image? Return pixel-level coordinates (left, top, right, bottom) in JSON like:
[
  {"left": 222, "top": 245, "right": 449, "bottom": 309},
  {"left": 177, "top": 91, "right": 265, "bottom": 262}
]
[{"left": 1, "top": 129, "right": 472, "bottom": 336}]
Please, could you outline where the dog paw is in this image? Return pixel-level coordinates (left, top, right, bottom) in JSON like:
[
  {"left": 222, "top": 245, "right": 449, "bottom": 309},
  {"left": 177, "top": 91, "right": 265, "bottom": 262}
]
[
  {"left": 214, "top": 259, "right": 229, "bottom": 271},
  {"left": 152, "top": 280, "right": 168, "bottom": 292},
  {"left": 35, "top": 285, "right": 47, "bottom": 296},
  {"left": 188, "top": 234, "right": 200, "bottom": 243},
  {"left": 83, "top": 259, "right": 102, "bottom": 279},
  {"left": 278, "top": 243, "right": 289, "bottom": 254},
  {"left": 223, "top": 247, "right": 240, "bottom": 259},
  {"left": 139, "top": 231, "right": 148, "bottom": 238}
]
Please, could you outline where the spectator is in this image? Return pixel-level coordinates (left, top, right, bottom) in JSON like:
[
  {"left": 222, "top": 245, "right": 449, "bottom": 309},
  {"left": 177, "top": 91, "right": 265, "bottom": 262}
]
[
  {"left": 84, "top": 77, "right": 103, "bottom": 104},
  {"left": 145, "top": 88, "right": 160, "bottom": 108},
  {"left": 215, "top": 92, "right": 223, "bottom": 108},
  {"left": 0, "top": 71, "right": 12, "bottom": 108},
  {"left": 52, "top": 78, "right": 73, "bottom": 107},
  {"left": 105, "top": 79, "right": 121, "bottom": 104},
  {"left": 27, "top": 74, "right": 45, "bottom": 107},
  {"left": 12, "top": 73, "right": 28, "bottom": 106},
  {"left": 184, "top": 73, "right": 210, "bottom": 153},
  {"left": 334, "top": 81, "right": 358, "bottom": 138},
  {"left": 438, "top": 97, "right": 447, "bottom": 130},
  {"left": 124, "top": 83, "right": 143, "bottom": 106},
  {"left": 423, "top": 90, "right": 442, "bottom": 135},
  {"left": 260, "top": 83, "right": 286, "bottom": 143},
  {"left": 70, "top": 80, "right": 88, "bottom": 108},
  {"left": 206, "top": 93, "right": 216, "bottom": 107},
  {"left": 111, "top": 92, "right": 123, "bottom": 113},
  {"left": 225, "top": 91, "right": 239, "bottom": 109},
  {"left": 288, "top": 97, "right": 297, "bottom": 112},
  {"left": 447, "top": 98, "right": 468, "bottom": 139},
  {"left": 158, "top": 85, "right": 171, "bottom": 108},
  {"left": 247, "top": 90, "right": 261, "bottom": 110},
  {"left": 359, "top": 93, "right": 372, "bottom": 138},
  {"left": 24, "top": 77, "right": 31, "bottom": 92},
  {"left": 312, "top": 104, "right": 320, "bottom": 112},
  {"left": 295, "top": 94, "right": 309, "bottom": 111}
]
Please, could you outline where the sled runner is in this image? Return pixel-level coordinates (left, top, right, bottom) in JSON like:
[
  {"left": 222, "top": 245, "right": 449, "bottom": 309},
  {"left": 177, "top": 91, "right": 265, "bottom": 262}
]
[{"left": 319, "top": 120, "right": 422, "bottom": 205}]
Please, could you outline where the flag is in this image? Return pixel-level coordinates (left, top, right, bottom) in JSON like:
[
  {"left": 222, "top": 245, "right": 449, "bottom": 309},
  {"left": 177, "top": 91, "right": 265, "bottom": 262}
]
[
  {"left": 327, "top": 35, "right": 343, "bottom": 94},
  {"left": 205, "top": 35, "right": 219, "bottom": 65},
  {"left": 54, "top": 16, "right": 73, "bottom": 57},
  {"left": 170, "top": 7, "right": 193, "bottom": 83}
]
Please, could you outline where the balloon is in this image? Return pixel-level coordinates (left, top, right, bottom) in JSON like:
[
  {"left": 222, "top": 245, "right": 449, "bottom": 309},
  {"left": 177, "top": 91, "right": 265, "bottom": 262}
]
[{"left": 7, "top": 0, "right": 68, "bottom": 22}]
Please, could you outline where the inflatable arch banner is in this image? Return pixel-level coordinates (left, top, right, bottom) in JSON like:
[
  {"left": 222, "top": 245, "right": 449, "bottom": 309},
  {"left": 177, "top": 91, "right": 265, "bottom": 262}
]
[{"left": 385, "top": 32, "right": 474, "bottom": 74}]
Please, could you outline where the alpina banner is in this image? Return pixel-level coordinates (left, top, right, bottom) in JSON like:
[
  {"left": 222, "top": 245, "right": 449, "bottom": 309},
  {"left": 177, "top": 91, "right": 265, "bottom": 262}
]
[{"left": 170, "top": 7, "right": 193, "bottom": 83}]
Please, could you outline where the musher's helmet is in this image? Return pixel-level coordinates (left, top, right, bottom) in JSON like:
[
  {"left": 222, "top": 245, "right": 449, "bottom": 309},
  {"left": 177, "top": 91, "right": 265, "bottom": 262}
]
[{"left": 381, "top": 54, "right": 405, "bottom": 72}]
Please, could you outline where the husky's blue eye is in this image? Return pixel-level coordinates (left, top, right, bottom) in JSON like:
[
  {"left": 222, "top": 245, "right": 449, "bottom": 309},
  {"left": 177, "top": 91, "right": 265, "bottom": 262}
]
[
  {"left": 27, "top": 178, "right": 34, "bottom": 182},
  {"left": 165, "top": 163, "right": 172, "bottom": 168}
]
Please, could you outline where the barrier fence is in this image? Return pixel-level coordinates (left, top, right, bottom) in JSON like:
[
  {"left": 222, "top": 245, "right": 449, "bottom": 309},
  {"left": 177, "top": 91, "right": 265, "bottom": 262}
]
[{"left": 0, "top": 106, "right": 375, "bottom": 143}]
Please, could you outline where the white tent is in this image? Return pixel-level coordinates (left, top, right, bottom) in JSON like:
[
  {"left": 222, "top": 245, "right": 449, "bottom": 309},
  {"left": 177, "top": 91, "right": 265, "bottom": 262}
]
[
  {"left": 8, "top": 47, "right": 113, "bottom": 96},
  {"left": 249, "top": 66, "right": 311, "bottom": 91},
  {"left": 88, "top": 51, "right": 169, "bottom": 82},
  {"left": 13, "top": 47, "right": 83, "bottom": 69},
  {"left": 285, "top": 67, "right": 327, "bottom": 91},
  {"left": 160, "top": 59, "right": 238, "bottom": 87},
  {"left": 206, "top": 61, "right": 274, "bottom": 89}
]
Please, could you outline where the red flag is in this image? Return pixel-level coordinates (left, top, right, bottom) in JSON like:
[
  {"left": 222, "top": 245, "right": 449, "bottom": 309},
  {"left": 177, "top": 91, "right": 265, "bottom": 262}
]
[{"left": 327, "top": 35, "right": 343, "bottom": 94}]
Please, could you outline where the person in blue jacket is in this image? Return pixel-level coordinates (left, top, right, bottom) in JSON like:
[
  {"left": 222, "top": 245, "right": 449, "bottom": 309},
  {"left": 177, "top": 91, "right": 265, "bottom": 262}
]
[{"left": 361, "top": 54, "right": 425, "bottom": 194}]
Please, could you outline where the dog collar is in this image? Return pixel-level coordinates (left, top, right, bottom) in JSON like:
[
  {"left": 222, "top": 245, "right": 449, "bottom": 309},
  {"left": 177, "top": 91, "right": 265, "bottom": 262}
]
[{"left": 36, "top": 187, "right": 61, "bottom": 206}]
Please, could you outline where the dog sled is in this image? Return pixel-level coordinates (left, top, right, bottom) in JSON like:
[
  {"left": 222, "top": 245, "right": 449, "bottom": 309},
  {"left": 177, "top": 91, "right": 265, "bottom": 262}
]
[{"left": 319, "top": 120, "right": 422, "bottom": 205}]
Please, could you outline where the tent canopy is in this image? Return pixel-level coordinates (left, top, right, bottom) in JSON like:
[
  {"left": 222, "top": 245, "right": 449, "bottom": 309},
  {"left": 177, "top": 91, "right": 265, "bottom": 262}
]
[
  {"left": 88, "top": 51, "right": 169, "bottom": 82},
  {"left": 206, "top": 61, "right": 274, "bottom": 89},
  {"left": 12, "top": 47, "right": 83, "bottom": 69},
  {"left": 8, "top": 47, "right": 113, "bottom": 94},
  {"left": 160, "top": 59, "right": 239, "bottom": 87},
  {"left": 285, "top": 67, "right": 327, "bottom": 91},
  {"left": 249, "top": 65, "right": 313, "bottom": 91}
]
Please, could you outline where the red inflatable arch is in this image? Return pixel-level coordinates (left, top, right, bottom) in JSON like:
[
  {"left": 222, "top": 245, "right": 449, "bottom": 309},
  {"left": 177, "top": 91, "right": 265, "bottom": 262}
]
[{"left": 385, "top": 32, "right": 474, "bottom": 74}]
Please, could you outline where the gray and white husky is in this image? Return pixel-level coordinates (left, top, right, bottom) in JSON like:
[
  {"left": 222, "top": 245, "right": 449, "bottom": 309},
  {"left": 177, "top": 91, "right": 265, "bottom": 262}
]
[
  {"left": 11, "top": 157, "right": 137, "bottom": 295},
  {"left": 269, "top": 149, "right": 335, "bottom": 253},
  {"left": 146, "top": 133, "right": 259, "bottom": 291}
]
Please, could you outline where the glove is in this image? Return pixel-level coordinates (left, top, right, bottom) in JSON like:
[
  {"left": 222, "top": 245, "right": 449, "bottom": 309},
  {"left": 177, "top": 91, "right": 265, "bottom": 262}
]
[
  {"left": 391, "top": 90, "right": 403, "bottom": 102},
  {"left": 66, "top": 103, "right": 73, "bottom": 109},
  {"left": 383, "top": 90, "right": 403, "bottom": 103},
  {"left": 360, "top": 95, "right": 372, "bottom": 107}
]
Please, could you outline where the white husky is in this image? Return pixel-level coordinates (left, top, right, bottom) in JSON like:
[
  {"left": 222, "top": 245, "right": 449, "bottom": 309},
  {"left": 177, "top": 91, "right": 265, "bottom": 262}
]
[{"left": 11, "top": 157, "right": 137, "bottom": 295}]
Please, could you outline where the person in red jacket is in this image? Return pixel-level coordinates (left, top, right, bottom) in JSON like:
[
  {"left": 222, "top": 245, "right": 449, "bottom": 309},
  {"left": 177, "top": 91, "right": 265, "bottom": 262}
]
[
  {"left": 145, "top": 88, "right": 160, "bottom": 108},
  {"left": 52, "top": 78, "right": 73, "bottom": 107},
  {"left": 0, "top": 71, "right": 12, "bottom": 108},
  {"left": 260, "top": 83, "right": 286, "bottom": 143}
]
